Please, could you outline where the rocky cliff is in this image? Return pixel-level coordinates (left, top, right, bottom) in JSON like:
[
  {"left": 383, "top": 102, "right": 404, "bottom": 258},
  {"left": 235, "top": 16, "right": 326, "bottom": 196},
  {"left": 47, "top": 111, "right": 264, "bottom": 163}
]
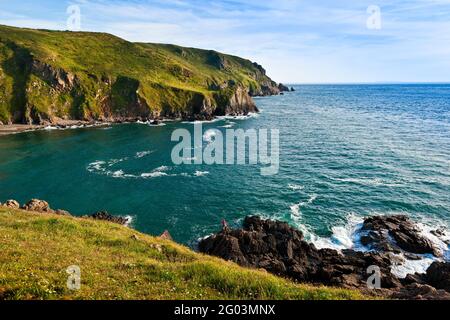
[{"left": 0, "top": 25, "right": 286, "bottom": 125}]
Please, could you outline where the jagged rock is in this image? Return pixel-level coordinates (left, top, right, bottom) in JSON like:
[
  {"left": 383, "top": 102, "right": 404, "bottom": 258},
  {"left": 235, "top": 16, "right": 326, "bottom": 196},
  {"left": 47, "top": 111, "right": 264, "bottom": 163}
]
[
  {"left": 199, "top": 215, "right": 450, "bottom": 299},
  {"left": 160, "top": 230, "right": 173, "bottom": 241},
  {"left": 207, "top": 51, "right": 229, "bottom": 70},
  {"left": 361, "top": 215, "right": 438, "bottom": 256},
  {"left": 290, "top": 87, "right": 295, "bottom": 92},
  {"left": 88, "top": 211, "right": 129, "bottom": 225},
  {"left": 278, "top": 83, "right": 290, "bottom": 92},
  {"left": 199, "top": 216, "right": 399, "bottom": 290},
  {"left": 22, "top": 199, "right": 53, "bottom": 213},
  {"left": 55, "top": 209, "right": 71, "bottom": 216},
  {"left": 426, "top": 262, "right": 450, "bottom": 292},
  {"left": 391, "top": 284, "right": 450, "bottom": 300},
  {"left": 431, "top": 227, "right": 447, "bottom": 238},
  {"left": 3, "top": 200, "right": 20, "bottom": 209}
]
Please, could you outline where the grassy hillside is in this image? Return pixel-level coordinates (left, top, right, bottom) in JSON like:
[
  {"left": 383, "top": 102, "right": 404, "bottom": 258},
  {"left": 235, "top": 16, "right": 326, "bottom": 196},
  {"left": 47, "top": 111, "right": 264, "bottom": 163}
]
[
  {"left": 0, "top": 25, "right": 280, "bottom": 125},
  {"left": 0, "top": 207, "right": 365, "bottom": 300}
]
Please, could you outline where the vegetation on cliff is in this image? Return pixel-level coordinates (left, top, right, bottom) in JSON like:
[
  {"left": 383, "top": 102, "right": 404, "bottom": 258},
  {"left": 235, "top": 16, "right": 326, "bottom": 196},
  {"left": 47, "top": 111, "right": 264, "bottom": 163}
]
[
  {"left": 0, "top": 206, "right": 364, "bottom": 300},
  {"left": 0, "top": 24, "right": 281, "bottom": 125}
]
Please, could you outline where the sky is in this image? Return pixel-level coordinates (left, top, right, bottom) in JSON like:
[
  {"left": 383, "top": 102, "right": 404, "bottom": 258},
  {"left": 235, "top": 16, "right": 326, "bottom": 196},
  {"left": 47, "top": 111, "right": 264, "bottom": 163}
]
[{"left": 1, "top": 0, "right": 450, "bottom": 83}]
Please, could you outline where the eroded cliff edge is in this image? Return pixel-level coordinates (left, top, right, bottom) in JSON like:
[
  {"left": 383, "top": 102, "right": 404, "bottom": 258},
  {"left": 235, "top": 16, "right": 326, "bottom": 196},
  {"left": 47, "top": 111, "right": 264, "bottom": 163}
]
[{"left": 0, "top": 25, "right": 288, "bottom": 125}]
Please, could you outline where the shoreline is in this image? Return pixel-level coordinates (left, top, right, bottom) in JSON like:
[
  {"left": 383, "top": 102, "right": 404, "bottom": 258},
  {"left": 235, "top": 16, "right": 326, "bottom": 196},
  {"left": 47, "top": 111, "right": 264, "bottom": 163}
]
[
  {"left": 2, "top": 198, "right": 449, "bottom": 300},
  {"left": 0, "top": 112, "right": 261, "bottom": 137}
]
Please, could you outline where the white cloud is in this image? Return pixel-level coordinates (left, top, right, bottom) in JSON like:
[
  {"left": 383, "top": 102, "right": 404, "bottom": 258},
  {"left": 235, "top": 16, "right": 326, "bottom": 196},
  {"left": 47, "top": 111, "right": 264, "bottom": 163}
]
[{"left": 1, "top": 0, "right": 449, "bottom": 83}]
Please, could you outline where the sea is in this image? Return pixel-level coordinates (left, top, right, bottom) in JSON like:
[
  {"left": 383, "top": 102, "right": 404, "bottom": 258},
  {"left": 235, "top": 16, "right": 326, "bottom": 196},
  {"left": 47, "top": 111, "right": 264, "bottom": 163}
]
[{"left": 1, "top": 84, "right": 449, "bottom": 277}]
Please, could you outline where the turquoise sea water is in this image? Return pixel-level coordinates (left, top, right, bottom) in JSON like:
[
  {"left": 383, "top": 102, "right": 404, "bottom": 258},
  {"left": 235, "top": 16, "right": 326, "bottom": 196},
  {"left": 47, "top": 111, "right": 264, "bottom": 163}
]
[{"left": 1, "top": 84, "right": 449, "bottom": 250}]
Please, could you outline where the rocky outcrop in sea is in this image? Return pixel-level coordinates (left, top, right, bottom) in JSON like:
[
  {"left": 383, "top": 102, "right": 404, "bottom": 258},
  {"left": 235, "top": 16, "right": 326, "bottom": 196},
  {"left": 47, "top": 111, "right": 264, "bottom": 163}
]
[{"left": 199, "top": 215, "right": 450, "bottom": 300}]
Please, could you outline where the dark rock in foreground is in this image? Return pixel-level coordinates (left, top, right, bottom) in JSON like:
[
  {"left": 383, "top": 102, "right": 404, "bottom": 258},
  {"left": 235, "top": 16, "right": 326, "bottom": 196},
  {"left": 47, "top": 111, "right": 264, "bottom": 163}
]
[
  {"left": 278, "top": 83, "right": 290, "bottom": 92},
  {"left": 200, "top": 216, "right": 399, "bottom": 289},
  {"left": 361, "top": 215, "right": 439, "bottom": 256},
  {"left": 199, "top": 215, "right": 450, "bottom": 300},
  {"left": 426, "top": 262, "right": 450, "bottom": 292},
  {"left": 88, "top": 211, "right": 130, "bottom": 226}
]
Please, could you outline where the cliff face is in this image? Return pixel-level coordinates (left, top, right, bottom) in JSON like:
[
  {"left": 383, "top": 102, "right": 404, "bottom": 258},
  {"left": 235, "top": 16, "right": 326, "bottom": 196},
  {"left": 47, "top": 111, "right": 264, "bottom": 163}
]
[{"left": 0, "top": 25, "right": 282, "bottom": 125}]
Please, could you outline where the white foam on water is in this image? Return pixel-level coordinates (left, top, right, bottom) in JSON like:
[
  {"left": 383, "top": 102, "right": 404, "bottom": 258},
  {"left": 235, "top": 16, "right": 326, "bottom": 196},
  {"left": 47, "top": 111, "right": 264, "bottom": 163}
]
[
  {"left": 391, "top": 254, "right": 436, "bottom": 279},
  {"left": 332, "top": 177, "right": 404, "bottom": 187},
  {"left": 220, "top": 122, "right": 235, "bottom": 128},
  {"left": 308, "top": 214, "right": 365, "bottom": 251},
  {"left": 417, "top": 222, "right": 450, "bottom": 257},
  {"left": 141, "top": 166, "right": 170, "bottom": 179},
  {"left": 298, "top": 213, "right": 449, "bottom": 278},
  {"left": 44, "top": 126, "right": 58, "bottom": 131},
  {"left": 388, "top": 220, "right": 450, "bottom": 278},
  {"left": 182, "top": 118, "right": 221, "bottom": 124},
  {"left": 135, "top": 150, "right": 153, "bottom": 158},
  {"left": 141, "top": 171, "right": 168, "bottom": 178},
  {"left": 290, "top": 194, "right": 317, "bottom": 218},
  {"left": 217, "top": 112, "right": 259, "bottom": 121},
  {"left": 194, "top": 171, "right": 209, "bottom": 177},
  {"left": 288, "top": 184, "right": 304, "bottom": 191},
  {"left": 87, "top": 160, "right": 107, "bottom": 173},
  {"left": 124, "top": 215, "right": 135, "bottom": 227},
  {"left": 290, "top": 204, "right": 301, "bottom": 218}
]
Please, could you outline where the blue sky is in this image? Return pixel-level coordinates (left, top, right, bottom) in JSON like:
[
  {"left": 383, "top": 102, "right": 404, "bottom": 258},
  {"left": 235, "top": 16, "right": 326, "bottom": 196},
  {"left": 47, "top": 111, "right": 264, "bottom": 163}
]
[{"left": 1, "top": 0, "right": 450, "bottom": 83}]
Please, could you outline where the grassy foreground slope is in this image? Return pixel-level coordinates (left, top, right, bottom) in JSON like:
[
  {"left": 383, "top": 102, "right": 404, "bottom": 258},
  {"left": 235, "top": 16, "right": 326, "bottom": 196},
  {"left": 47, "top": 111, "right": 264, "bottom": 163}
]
[
  {"left": 0, "top": 25, "right": 280, "bottom": 125},
  {"left": 0, "top": 207, "right": 364, "bottom": 300}
]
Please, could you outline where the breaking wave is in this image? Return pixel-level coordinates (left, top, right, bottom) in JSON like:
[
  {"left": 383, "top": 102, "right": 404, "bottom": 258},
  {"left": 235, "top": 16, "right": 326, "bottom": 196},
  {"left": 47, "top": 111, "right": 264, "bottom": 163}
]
[
  {"left": 291, "top": 213, "right": 450, "bottom": 278},
  {"left": 87, "top": 158, "right": 210, "bottom": 180}
]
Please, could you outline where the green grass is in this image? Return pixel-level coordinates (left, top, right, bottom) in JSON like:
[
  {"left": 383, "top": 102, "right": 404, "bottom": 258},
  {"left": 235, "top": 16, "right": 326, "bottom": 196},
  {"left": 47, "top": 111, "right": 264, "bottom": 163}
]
[
  {"left": 0, "top": 207, "right": 366, "bottom": 300},
  {"left": 0, "top": 24, "right": 277, "bottom": 124}
]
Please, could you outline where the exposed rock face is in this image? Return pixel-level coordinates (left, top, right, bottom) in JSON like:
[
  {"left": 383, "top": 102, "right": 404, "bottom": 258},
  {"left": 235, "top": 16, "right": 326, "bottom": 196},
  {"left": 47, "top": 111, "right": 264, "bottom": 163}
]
[
  {"left": 221, "top": 86, "right": 258, "bottom": 116},
  {"left": 31, "top": 60, "right": 79, "bottom": 91},
  {"left": 22, "top": 199, "right": 53, "bottom": 213},
  {"left": 392, "top": 283, "right": 450, "bottom": 300},
  {"left": 88, "top": 211, "right": 129, "bottom": 226},
  {"left": 3, "top": 200, "right": 20, "bottom": 209},
  {"left": 426, "top": 262, "right": 450, "bottom": 292},
  {"left": 278, "top": 83, "right": 290, "bottom": 92},
  {"left": 160, "top": 230, "right": 173, "bottom": 241},
  {"left": 199, "top": 216, "right": 399, "bottom": 290},
  {"left": 1, "top": 26, "right": 283, "bottom": 125},
  {"left": 361, "top": 215, "right": 439, "bottom": 256},
  {"left": 199, "top": 215, "right": 450, "bottom": 300},
  {"left": 55, "top": 209, "right": 71, "bottom": 216}
]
